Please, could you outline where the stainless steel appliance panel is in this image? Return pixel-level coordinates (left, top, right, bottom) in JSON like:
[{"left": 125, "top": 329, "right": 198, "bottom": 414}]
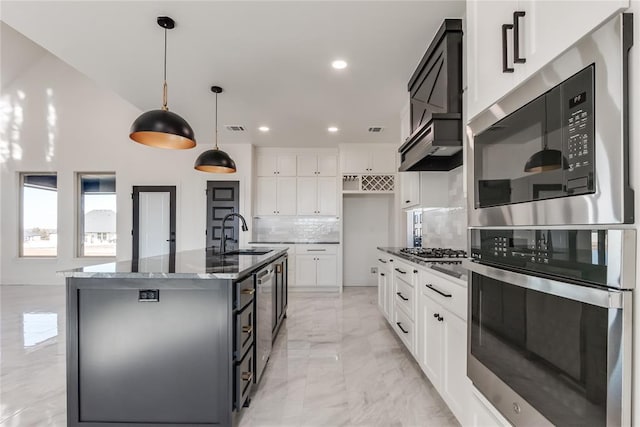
[
  {"left": 467, "top": 14, "right": 633, "bottom": 226},
  {"left": 255, "top": 265, "right": 273, "bottom": 383}
]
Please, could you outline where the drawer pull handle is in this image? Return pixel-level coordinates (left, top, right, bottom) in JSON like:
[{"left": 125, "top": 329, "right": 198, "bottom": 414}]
[
  {"left": 307, "top": 249, "right": 327, "bottom": 252},
  {"left": 380, "top": 273, "right": 385, "bottom": 277},
  {"left": 241, "top": 288, "right": 256, "bottom": 295},
  {"left": 241, "top": 372, "right": 253, "bottom": 382},
  {"left": 396, "top": 322, "right": 409, "bottom": 334},
  {"left": 242, "top": 325, "right": 253, "bottom": 334},
  {"left": 396, "top": 292, "right": 409, "bottom": 301},
  {"left": 394, "top": 268, "right": 407, "bottom": 274},
  {"left": 378, "top": 258, "right": 387, "bottom": 263},
  {"left": 425, "top": 284, "right": 452, "bottom": 298}
]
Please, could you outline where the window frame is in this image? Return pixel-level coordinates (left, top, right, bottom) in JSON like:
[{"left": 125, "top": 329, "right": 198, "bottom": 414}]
[
  {"left": 76, "top": 172, "right": 117, "bottom": 258},
  {"left": 19, "top": 172, "right": 58, "bottom": 258}
]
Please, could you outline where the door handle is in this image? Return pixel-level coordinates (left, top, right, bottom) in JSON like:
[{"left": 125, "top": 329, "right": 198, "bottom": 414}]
[
  {"left": 513, "top": 11, "right": 526, "bottom": 64},
  {"left": 378, "top": 258, "right": 387, "bottom": 263},
  {"left": 502, "top": 23, "right": 514, "bottom": 73},
  {"left": 165, "top": 239, "right": 175, "bottom": 242},
  {"left": 425, "top": 283, "right": 452, "bottom": 298},
  {"left": 394, "top": 268, "right": 406, "bottom": 274}
]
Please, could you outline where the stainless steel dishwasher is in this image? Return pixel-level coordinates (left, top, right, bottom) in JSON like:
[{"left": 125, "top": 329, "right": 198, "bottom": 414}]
[{"left": 255, "top": 265, "right": 273, "bottom": 383}]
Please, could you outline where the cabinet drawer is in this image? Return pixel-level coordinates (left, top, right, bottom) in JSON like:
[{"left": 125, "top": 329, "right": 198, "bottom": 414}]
[
  {"left": 234, "top": 303, "right": 254, "bottom": 361},
  {"left": 296, "top": 244, "right": 338, "bottom": 254},
  {"left": 395, "top": 277, "right": 415, "bottom": 319},
  {"left": 235, "top": 276, "right": 255, "bottom": 311},
  {"left": 234, "top": 347, "right": 254, "bottom": 411},
  {"left": 393, "top": 306, "right": 415, "bottom": 353},
  {"left": 392, "top": 261, "right": 412, "bottom": 285},
  {"left": 420, "top": 269, "right": 467, "bottom": 321}
]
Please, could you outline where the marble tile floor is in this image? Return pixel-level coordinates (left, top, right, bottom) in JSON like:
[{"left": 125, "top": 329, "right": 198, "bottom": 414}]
[{"left": 0, "top": 285, "right": 458, "bottom": 427}]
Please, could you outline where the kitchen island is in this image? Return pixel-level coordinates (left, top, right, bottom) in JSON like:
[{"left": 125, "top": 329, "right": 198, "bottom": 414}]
[{"left": 62, "top": 248, "right": 288, "bottom": 427}]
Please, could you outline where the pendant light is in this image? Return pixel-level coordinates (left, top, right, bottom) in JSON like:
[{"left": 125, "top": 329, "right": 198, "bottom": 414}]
[
  {"left": 129, "top": 16, "right": 196, "bottom": 149},
  {"left": 194, "top": 86, "right": 237, "bottom": 173},
  {"left": 524, "top": 138, "right": 568, "bottom": 173}
]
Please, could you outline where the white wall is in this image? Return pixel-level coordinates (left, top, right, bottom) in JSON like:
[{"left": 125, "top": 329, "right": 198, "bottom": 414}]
[
  {"left": 343, "top": 194, "right": 393, "bottom": 286},
  {"left": 0, "top": 45, "right": 253, "bottom": 285}
]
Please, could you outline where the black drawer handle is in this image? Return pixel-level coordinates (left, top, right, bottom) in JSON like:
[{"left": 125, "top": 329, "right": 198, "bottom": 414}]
[
  {"left": 396, "top": 322, "right": 409, "bottom": 334},
  {"left": 425, "top": 284, "right": 452, "bottom": 298},
  {"left": 433, "top": 313, "right": 439, "bottom": 318},
  {"left": 438, "top": 315, "right": 444, "bottom": 322},
  {"left": 395, "top": 268, "right": 407, "bottom": 274},
  {"left": 502, "top": 23, "right": 514, "bottom": 73},
  {"left": 380, "top": 273, "right": 386, "bottom": 277},
  {"left": 513, "top": 11, "right": 526, "bottom": 64},
  {"left": 241, "top": 288, "right": 255, "bottom": 295},
  {"left": 378, "top": 258, "right": 387, "bottom": 263},
  {"left": 396, "top": 292, "right": 409, "bottom": 301}
]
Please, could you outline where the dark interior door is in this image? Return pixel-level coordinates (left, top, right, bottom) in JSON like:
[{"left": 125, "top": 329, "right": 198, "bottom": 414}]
[{"left": 206, "top": 181, "right": 240, "bottom": 251}]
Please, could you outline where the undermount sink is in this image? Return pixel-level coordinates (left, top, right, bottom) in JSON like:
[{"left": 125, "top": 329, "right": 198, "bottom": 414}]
[{"left": 223, "top": 249, "right": 272, "bottom": 256}]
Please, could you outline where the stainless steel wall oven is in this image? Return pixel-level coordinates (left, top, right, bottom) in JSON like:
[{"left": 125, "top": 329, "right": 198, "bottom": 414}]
[
  {"left": 465, "top": 228, "right": 635, "bottom": 426},
  {"left": 467, "top": 14, "right": 633, "bottom": 226}
]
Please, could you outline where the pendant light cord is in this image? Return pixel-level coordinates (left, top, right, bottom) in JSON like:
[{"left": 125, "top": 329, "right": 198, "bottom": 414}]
[
  {"left": 162, "top": 27, "right": 168, "bottom": 111},
  {"left": 214, "top": 92, "right": 219, "bottom": 150}
]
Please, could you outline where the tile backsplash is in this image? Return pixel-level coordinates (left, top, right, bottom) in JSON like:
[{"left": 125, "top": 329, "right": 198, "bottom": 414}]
[
  {"left": 421, "top": 167, "right": 467, "bottom": 249},
  {"left": 252, "top": 216, "right": 340, "bottom": 243}
]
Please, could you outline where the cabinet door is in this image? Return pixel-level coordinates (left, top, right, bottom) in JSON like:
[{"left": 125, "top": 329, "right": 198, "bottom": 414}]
[
  {"left": 441, "top": 310, "right": 470, "bottom": 424},
  {"left": 296, "top": 155, "right": 318, "bottom": 177},
  {"left": 378, "top": 271, "right": 390, "bottom": 320},
  {"left": 255, "top": 178, "right": 278, "bottom": 215},
  {"left": 277, "top": 154, "right": 297, "bottom": 176},
  {"left": 276, "top": 177, "right": 297, "bottom": 215},
  {"left": 295, "top": 255, "right": 317, "bottom": 287},
  {"left": 296, "top": 177, "right": 317, "bottom": 215},
  {"left": 517, "top": 0, "right": 629, "bottom": 82},
  {"left": 466, "top": 0, "right": 516, "bottom": 120},
  {"left": 256, "top": 154, "right": 277, "bottom": 176},
  {"left": 370, "top": 148, "right": 396, "bottom": 173},
  {"left": 420, "top": 294, "right": 443, "bottom": 387},
  {"left": 316, "top": 177, "right": 337, "bottom": 216},
  {"left": 341, "top": 149, "right": 371, "bottom": 174},
  {"left": 400, "top": 172, "right": 420, "bottom": 208},
  {"left": 316, "top": 255, "right": 337, "bottom": 287},
  {"left": 317, "top": 154, "right": 337, "bottom": 176}
]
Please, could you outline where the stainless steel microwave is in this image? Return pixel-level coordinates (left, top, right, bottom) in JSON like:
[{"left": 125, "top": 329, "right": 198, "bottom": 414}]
[{"left": 467, "top": 14, "right": 633, "bottom": 227}]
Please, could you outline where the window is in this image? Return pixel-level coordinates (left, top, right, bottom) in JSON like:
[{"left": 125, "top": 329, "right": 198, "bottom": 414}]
[
  {"left": 21, "top": 173, "right": 58, "bottom": 257},
  {"left": 78, "top": 173, "right": 116, "bottom": 257}
]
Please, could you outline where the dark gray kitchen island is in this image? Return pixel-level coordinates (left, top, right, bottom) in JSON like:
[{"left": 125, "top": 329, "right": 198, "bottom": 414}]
[{"left": 62, "top": 248, "right": 288, "bottom": 427}]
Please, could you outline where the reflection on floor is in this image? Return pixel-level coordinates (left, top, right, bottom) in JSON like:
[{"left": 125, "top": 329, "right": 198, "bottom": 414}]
[{"left": 0, "top": 285, "right": 458, "bottom": 427}]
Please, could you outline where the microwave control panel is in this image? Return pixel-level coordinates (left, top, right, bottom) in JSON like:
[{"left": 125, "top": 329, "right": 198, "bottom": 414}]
[{"left": 563, "top": 65, "right": 595, "bottom": 194}]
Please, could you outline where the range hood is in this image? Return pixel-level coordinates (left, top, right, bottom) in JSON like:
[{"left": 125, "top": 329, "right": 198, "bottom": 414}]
[{"left": 399, "top": 19, "right": 463, "bottom": 172}]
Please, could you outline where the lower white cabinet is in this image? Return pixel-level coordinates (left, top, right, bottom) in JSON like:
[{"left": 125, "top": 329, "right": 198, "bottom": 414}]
[{"left": 294, "top": 245, "right": 338, "bottom": 289}]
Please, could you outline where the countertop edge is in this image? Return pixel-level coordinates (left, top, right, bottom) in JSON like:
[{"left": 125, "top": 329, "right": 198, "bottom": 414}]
[{"left": 377, "top": 246, "right": 468, "bottom": 285}]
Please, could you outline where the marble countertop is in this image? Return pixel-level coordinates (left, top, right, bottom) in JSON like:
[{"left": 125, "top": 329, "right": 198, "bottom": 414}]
[
  {"left": 60, "top": 247, "right": 289, "bottom": 280},
  {"left": 377, "top": 247, "right": 468, "bottom": 283},
  {"left": 249, "top": 241, "right": 339, "bottom": 244}
]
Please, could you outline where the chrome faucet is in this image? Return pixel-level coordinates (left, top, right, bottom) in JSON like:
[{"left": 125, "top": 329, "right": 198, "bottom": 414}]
[{"left": 220, "top": 212, "right": 249, "bottom": 254}]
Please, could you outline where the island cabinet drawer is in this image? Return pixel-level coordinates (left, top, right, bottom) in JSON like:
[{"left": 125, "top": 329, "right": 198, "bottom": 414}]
[
  {"left": 234, "top": 303, "right": 254, "bottom": 360},
  {"left": 419, "top": 269, "right": 467, "bottom": 321},
  {"left": 234, "top": 276, "right": 255, "bottom": 311},
  {"left": 395, "top": 277, "right": 415, "bottom": 319},
  {"left": 393, "top": 306, "right": 415, "bottom": 353},
  {"left": 392, "top": 260, "right": 412, "bottom": 283},
  {"left": 234, "top": 347, "right": 254, "bottom": 411}
]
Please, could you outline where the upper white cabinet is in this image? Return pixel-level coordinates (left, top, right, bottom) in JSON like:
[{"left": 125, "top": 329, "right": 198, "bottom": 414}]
[
  {"left": 466, "top": 0, "right": 629, "bottom": 119},
  {"left": 255, "top": 177, "right": 297, "bottom": 215},
  {"left": 400, "top": 172, "right": 420, "bottom": 209},
  {"left": 256, "top": 153, "right": 297, "bottom": 176},
  {"left": 296, "top": 177, "right": 337, "bottom": 215},
  {"left": 297, "top": 154, "right": 337, "bottom": 177},
  {"left": 341, "top": 146, "right": 396, "bottom": 174}
]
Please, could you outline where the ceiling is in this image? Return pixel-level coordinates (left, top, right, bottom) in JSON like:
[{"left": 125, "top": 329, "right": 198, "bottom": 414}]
[{"left": 0, "top": 1, "right": 465, "bottom": 147}]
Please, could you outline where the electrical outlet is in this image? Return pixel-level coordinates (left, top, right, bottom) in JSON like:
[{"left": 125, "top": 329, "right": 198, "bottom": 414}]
[{"left": 371, "top": 267, "right": 378, "bottom": 274}]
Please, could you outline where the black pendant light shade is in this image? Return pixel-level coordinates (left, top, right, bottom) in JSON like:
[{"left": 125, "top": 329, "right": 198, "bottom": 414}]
[
  {"left": 130, "top": 16, "right": 196, "bottom": 149},
  {"left": 130, "top": 109, "right": 196, "bottom": 149},
  {"left": 194, "top": 86, "right": 237, "bottom": 173},
  {"left": 524, "top": 148, "right": 568, "bottom": 173}
]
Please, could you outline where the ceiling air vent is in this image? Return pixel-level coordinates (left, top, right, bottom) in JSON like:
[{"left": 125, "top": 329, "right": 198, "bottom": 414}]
[
  {"left": 368, "top": 127, "right": 384, "bottom": 133},
  {"left": 225, "top": 125, "right": 245, "bottom": 132}
]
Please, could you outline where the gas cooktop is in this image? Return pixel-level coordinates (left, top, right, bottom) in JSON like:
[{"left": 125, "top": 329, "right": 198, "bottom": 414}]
[{"left": 400, "top": 247, "right": 467, "bottom": 260}]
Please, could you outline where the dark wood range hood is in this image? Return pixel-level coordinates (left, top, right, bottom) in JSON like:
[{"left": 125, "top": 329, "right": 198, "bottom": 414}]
[{"left": 399, "top": 19, "right": 463, "bottom": 172}]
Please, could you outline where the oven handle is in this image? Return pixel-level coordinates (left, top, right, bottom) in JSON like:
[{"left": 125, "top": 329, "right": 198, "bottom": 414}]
[{"left": 462, "top": 260, "right": 623, "bottom": 309}]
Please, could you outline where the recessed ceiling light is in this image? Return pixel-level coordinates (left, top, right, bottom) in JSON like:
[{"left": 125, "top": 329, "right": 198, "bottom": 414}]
[
  {"left": 328, "top": 126, "right": 339, "bottom": 133},
  {"left": 258, "top": 126, "right": 270, "bottom": 132},
  {"left": 331, "top": 60, "right": 347, "bottom": 70}
]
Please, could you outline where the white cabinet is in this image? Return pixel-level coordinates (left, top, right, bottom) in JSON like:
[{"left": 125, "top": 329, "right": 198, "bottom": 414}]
[
  {"left": 256, "top": 153, "right": 297, "bottom": 176},
  {"left": 466, "top": 0, "right": 628, "bottom": 119},
  {"left": 295, "top": 245, "right": 338, "bottom": 289},
  {"left": 255, "top": 177, "right": 296, "bottom": 215},
  {"left": 400, "top": 172, "right": 420, "bottom": 209},
  {"left": 341, "top": 146, "right": 396, "bottom": 174},
  {"left": 297, "top": 154, "right": 337, "bottom": 177},
  {"left": 296, "top": 177, "right": 337, "bottom": 215},
  {"left": 470, "top": 387, "right": 512, "bottom": 427}
]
